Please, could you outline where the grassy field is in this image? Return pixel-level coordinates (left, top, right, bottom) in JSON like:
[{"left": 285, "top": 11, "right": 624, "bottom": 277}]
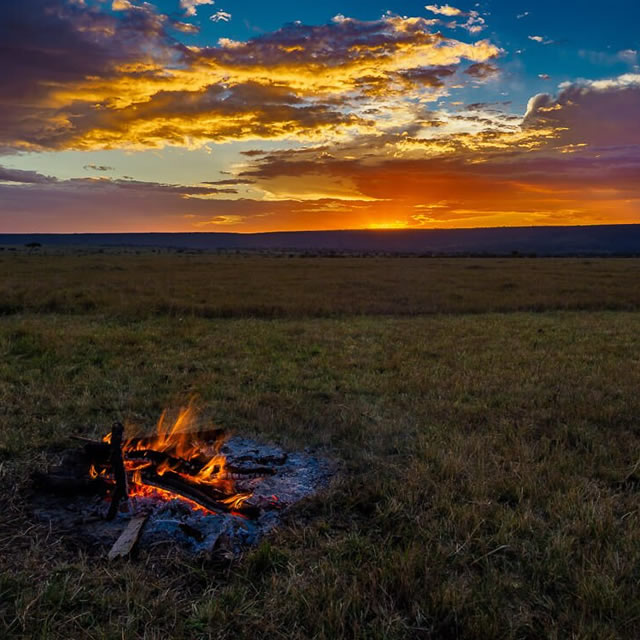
[
  {"left": 2, "top": 253, "right": 640, "bottom": 317},
  {"left": 1, "top": 254, "right": 640, "bottom": 639}
]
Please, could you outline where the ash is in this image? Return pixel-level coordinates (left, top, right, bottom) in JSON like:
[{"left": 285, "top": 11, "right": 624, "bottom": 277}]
[{"left": 32, "top": 437, "right": 333, "bottom": 557}]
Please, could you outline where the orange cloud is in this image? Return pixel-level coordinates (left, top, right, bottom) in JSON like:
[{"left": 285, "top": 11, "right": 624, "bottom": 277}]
[{"left": 0, "top": 3, "right": 501, "bottom": 152}]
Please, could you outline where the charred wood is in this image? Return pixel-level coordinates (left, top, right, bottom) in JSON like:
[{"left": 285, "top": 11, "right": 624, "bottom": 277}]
[
  {"left": 106, "top": 422, "right": 128, "bottom": 521},
  {"left": 32, "top": 472, "right": 110, "bottom": 497}
]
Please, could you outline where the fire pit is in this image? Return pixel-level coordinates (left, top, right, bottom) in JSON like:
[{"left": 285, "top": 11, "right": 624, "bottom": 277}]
[{"left": 31, "top": 406, "right": 332, "bottom": 559}]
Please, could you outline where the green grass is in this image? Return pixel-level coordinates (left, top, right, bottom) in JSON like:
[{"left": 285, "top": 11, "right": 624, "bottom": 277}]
[{"left": 1, "top": 255, "right": 640, "bottom": 639}]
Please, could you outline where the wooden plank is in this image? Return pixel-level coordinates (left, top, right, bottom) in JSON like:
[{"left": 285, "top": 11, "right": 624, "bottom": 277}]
[{"left": 108, "top": 515, "right": 148, "bottom": 561}]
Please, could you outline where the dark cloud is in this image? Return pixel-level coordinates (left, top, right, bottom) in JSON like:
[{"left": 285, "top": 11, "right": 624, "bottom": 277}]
[
  {"left": 523, "top": 75, "right": 640, "bottom": 147},
  {"left": 84, "top": 164, "right": 114, "bottom": 172},
  {"left": 0, "top": 0, "right": 178, "bottom": 151},
  {"left": 69, "top": 177, "right": 237, "bottom": 196},
  {"left": 0, "top": 166, "right": 57, "bottom": 184},
  {"left": 465, "top": 62, "right": 499, "bottom": 78},
  {"left": 0, "top": 179, "right": 376, "bottom": 232},
  {"left": 202, "top": 178, "right": 256, "bottom": 185}
]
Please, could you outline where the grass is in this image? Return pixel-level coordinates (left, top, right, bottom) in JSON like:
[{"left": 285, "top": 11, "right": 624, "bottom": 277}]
[
  {"left": 1, "top": 254, "right": 640, "bottom": 639},
  {"left": 1, "top": 253, "right": 640, "bottom": 317}
]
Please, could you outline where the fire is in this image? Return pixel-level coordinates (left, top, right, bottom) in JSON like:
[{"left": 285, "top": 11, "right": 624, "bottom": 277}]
[
  {"left": 127, "top": 406, "right": 205, "bottom": 461},
  {"left": 127, "top": 482, "right": 214, "bottom": 514},
  {"left": 101, "top": 405, "right": 253, "bottom": 513}
]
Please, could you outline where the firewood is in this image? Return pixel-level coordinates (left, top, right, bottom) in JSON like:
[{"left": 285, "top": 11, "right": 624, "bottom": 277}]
[
  {"left": 147, "top": 469, "right": 229, "bottom": 501},
  {"left": 125, "top": 449, "right": 206, "bottom": 476},
  {"left": 106, "top": 422, "right": 128, "bottom": 520},
  {"left": 140, "top": 473, "right": 259, "bottom": 519},
  {"left": 108, "top": 515, "right": 148, "bottom": 560},
  {"left": 83, "top": 442, "right": 112, "bottom": 464},
  {"left": 32, "top": 472, "right": 110, "bottom": 496}
]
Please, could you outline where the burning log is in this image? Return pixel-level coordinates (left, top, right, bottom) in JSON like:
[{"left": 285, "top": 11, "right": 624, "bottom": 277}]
[
  {"left": 125, "top": 449, "right": 206, "bottom": 476},
  {"left": 143, "top": 469, "right": 230, "bottom": 502},
  {"left": 108, "top": 515, "right": 148, "bottom": 560},
  {"left": 139, "top": 471, "right": 259, "bottom": 519},
  {"left": 126, "top": 451, "right": 279, "bottom": 477}
]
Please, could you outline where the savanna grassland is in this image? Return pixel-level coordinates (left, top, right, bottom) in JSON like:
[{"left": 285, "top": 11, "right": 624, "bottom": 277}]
[{"left": 1, "top": 252, "right": 640, "bottom": 640}]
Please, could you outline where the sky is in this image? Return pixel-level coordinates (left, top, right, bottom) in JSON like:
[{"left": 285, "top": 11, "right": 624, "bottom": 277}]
[{"left": 0, "top": 0, "right": 639, "bottom": 232}]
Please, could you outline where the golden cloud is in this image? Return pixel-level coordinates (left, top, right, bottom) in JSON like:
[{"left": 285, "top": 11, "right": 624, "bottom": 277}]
[{"left": 0, "top": 4, "right": 501, "bottom": 151}]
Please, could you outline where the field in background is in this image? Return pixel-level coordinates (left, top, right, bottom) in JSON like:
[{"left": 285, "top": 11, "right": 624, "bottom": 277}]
[
  {"left": 2, "top": 253, "right": 640, "bottom": 317},
  {"left": 1, "top": 254, "right": 640, "bottom": 639}
]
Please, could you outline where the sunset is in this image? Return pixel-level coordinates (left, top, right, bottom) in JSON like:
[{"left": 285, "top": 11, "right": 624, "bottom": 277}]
[
  {"left": 2, "top": 4, "right": 640, "bottom": 640},
  {"left": 1, "top": 0, "right": 639, "bottom": 232}
]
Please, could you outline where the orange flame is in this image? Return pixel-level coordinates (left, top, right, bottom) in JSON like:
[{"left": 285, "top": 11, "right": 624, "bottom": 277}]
[{"left": 105, "top": 404, "right": 253, "bottom": 512}]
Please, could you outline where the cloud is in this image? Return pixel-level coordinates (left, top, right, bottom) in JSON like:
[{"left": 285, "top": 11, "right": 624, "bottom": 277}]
[
  {"left": 0, "top": 3, "right": 501, "bottom": 152},
  {"left": 5, "top": 3, "right": 637, "bottom": 232},
  {"left": 528, "top": 35, "right": 554, "bottom": 45},
  {"left": 220, "top": 73, "right": 640, "bottom": 227},
  {"left": 618, "top": 49, "right": 638, "bottom": 64},
  {"left": 84, "top": 164, "right": 115, "bottom": 172},
  {"left": 5, "top": 68, "right": 640, "bottom": 234},
  {"left": 0, "top": 0, "right": 174, "bottom": 151},
  {"left": 425, "top": 4, "right": 463, "bottom": 16},
  {"left": 210, "top": 9, "right": 231, "bottom": 22},
  {"left": 172, "top": 20, "right": 200, "bottom": 33},
  {"left": 202, "top": 178, "right": 256, "bottom": 185},
  {"left": 465, "top": 62, "right": 499, "bottom": 79},
  {"left": 180, "top": 0, "right": 214, "bottom": 17},
  {"left": 425, "top": 4, "right": 486, "bottom": 33},
  {"left": 0, "top": 166, "right": 57, "bottom": 184},
  {"left": 523, "top": 73, "right": 640, "bottom": 146},
  {"left": 112, "top": 0, "right": 134, "bottom": 10}
]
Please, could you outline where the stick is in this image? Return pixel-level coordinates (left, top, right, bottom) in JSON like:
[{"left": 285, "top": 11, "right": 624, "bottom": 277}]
[
  {"left": 106, "top": 422, "right": 128, "bottom": 521},
  {"left": 108, "top": 515, "right": 148, "bottom": 560}
]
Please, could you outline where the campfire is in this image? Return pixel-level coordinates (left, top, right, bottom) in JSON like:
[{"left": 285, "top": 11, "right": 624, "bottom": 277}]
[{"left": 32, "top": 406, "right": 332, "bottom": 559}]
